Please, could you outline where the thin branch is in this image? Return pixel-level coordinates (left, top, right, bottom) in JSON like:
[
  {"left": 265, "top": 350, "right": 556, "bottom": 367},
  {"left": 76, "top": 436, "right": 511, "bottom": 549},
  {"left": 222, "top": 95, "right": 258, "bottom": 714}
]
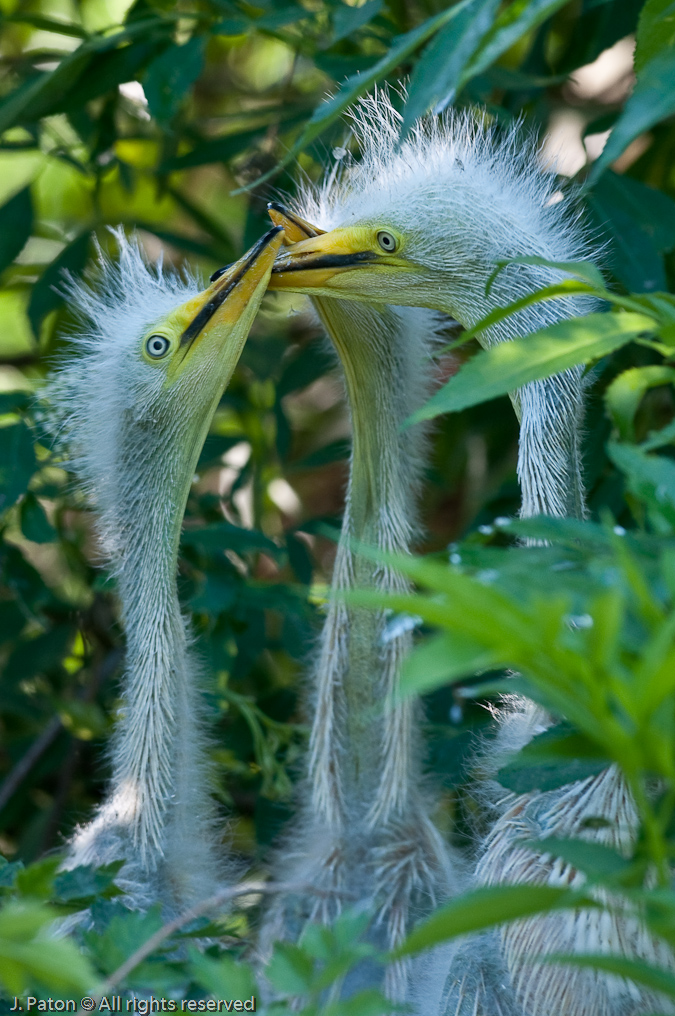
[
  {"left": 100, "top": 880, "right": 355, "bottom": 992},
  {"left": 0, "top": 715, "right": 62, "bottom": 813}
]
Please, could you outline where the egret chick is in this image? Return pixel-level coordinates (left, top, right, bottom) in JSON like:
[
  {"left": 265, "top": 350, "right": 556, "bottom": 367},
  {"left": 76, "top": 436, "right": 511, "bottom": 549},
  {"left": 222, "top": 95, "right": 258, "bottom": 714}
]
[
  {"left": 268, "top": 92, "right": 667, "bottom": 1015},
  {"left": 47, "top": 226, "right": 283, "bottom": 913},
  {"left": 262, "top": 207, "right": 457, "bottom": 1000}
]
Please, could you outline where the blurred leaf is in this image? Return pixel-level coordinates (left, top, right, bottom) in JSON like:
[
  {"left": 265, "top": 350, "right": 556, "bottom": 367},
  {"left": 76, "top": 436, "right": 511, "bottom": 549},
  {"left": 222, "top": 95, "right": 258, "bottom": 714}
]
[
  {"left": 182, "top": 521, "right": 279, "bottom": 556},
  {"left": 397, "top": 884, "right": 588, "bottom": 957},
  {"left": 634, "top": 0, "right": 675, "bottom": 73},
  {"left": 4, "top": 625, "right": 74, "bottom": 684},
  {"left": 28, "top": 231, "right": 90, "bottom": 338},
  {"left": 247, "top": 0, "right": 476, "bottom": 187},
  {"left": 0, "top": 20, "right": 171, "bottom": 133},
  {"left": 408, "top": 313, "right": 653, "bottom": 424},
  {"left": 462, "top": 0, "right": 573, "bottom": 85},
  {"left": 144, "top": 36, "right": 206, "bottom": 122},
  {"left": 83, "top": 904, "right": 164, "bottom": 974},
  {"left": 159, "top": 127, "right": 263, "bottom": 172},
  {"left": 20, "top": 493, "right": 57, "bottom": 543},
  {"left": 541, "top": 952, "right": 675, "bottom": 998},
  {"left": 402, "top": 0, "right": 500, "bottom": 133},
  {"left": 0, "top": 900, "right": 95, "bottom": 995},
  {"left": 400, "top": 630, "right": 501, "bottom": 697},
  {"left": 14, "top": 857, "right": 60, "bottom": 900},
  {"left": 291, "top": 438, "right": 350, "bottom": 471},
  {"left": 267, "top": 940, "right": 315, "bottom": 995},
  {"left": 0, "top": 421, "right": 37, "bottom": 513},
  {"left": 589, "top": 48, "right": 675, "bottom": 183},
  {"left": 0, "top": 187, "right": 32, "bottom": 275},
  {"left": 524, "top": 837, "right": 632, "bottom": 879},
  {"left": 53, "top": 862, "right": 124, "bottom": 905},
  {"left": 609, "top": 441, "right": 675, "bottom": 528},
  {"left": 605, "top": 365, "right": 675, "bottom": 440},
  {"left": 189, "top": 947, "right": 257, "bottom": 999},
  {"left": 331, "top": 0, "right": 383, "bottom": 43}
]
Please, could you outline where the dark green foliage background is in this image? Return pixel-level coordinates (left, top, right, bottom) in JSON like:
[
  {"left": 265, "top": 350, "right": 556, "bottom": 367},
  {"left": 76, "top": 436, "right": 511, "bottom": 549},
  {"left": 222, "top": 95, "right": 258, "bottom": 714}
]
[{"left": 0, "top": 0, "right": 674, "bottom": 999}]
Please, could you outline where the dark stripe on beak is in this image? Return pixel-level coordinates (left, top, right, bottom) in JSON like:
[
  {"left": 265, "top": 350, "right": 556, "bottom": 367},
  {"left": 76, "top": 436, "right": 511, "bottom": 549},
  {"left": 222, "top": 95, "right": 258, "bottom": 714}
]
[
  {"left": 271, "top": 250, "right": 378, "bottom": 274},
  {"left": 267, "top": 202, "right": 321, "bottom": 239},
  {"left": 180, "top": 226, "right": 283, "bottom": 348},
  {"left": 210, "top": 262, "right": 234, "bottom": 283}
]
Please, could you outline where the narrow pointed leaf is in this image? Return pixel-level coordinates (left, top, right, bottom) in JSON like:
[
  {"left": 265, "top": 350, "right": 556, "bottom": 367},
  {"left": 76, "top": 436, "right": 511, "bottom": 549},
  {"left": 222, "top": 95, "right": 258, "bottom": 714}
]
[
  {"left": 542, "top": 953, "right": 675, "bottom": 998},
  {"left": 396, "top": 885, "right": 588, "bottom": 957},
  {"left": 402, "top": 0, "right": 500, "bottom": 133},
  {"left": 241, "top": 0, "right": 475, "bottom": 190},
  {"left": 588, "top": 49, "right": 675, "bottom": 183},
  {"left": 407, "top": 313, "right": 653, "bottom": 424}
]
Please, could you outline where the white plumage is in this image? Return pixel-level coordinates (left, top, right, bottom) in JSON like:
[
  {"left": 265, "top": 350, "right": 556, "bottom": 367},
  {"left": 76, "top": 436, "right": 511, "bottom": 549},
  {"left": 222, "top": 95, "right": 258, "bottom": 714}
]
[
  {"left": 44, "top": 227, "right": 281, "bottom": 912},
  {"left": 267, "top": 89, "right": 670, "bottom": 1014}
]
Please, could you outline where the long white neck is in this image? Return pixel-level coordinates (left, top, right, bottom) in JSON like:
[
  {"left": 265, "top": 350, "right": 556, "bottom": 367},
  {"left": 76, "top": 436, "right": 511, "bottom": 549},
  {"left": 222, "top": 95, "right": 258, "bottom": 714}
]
[
  {"left": 67, "top": 410, "right": 223, "bottom": 909},
  {"left": 308, "top": 297, "right": 437, "bottom": 828},
  {"left": 440, "top": 258, "right": 590, "bottom": 523}
]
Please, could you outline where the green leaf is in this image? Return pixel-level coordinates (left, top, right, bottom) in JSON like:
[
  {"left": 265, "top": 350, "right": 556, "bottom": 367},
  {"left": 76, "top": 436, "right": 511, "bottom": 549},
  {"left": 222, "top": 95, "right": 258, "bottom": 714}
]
[
  {"left": 524, "top": 837, "right": 631, "bottom": 879},
  {"left": 634, "top": 0, "right": 675, "bottom": 73},
  {"left": 266, "top": 940, "right": 315, "bottom": 995},
  {"left": 399, "top": 630, "right": 501, "bottom": 697},
  {"left": 332, "top": 0, "right": 383, "bottom": 42},
  {"left": 0, "top": 19, "right": 171, "bottom": 133},
  {"left": 485, "top": 255, "right": 607, "bottom": 296},
  {"left": 83, "top": 905, "right": 164, "bottom": 974},
  {"left": 159, "top": 127, "right": 263, "bottom": 172},
  {"left": 189, "top": 947, "right": 257, "bottom": 999},
  {"left": 14, "top": 857, "right": 60, "bottom": 900},
  {"left": 605, "top": 365, "right": 675, "bottom": 440},
  {"left": 608, "top": 441, "right": 675, "bottom": 528},
  {"left": 144, "top": 35, "right": 205, "bottom": 122},
  {"left": 396, "top": 884, "right": 588, "bottom": 957},
  {"left": 541, "top": 952, "right": 675, "bottom": 998},
  {"left": 587, "top": 173, "right": 675, "bottom": 292},
  {"left": 407, "top": 313, "right": 653, "bottom": 424},
  {"left": 4, "top": 625, "right": 74, "bottom": 684},
  {"left": 462, "top": 0, "right": 573, "bottom": 86},
  {"left": 588, "top": 48, "right": 675, "bottom": 183},
  {"left": 28, "top": 231, "right": 90, "bottom": 338},
  {"left": 182, "top": 521, "right": 279, "bottom": 556},
  {"left": 53, "top": 862, "right": 124, "bottom": 904},
  {"left": 244, "top": 0, "right": 476, "bottom": 189},
  {"left": 0, "top": 187, "right": 32, "bottom": 275},
  {"left": 20, "top": 493, "right": 57, "bottom": 543},
  {"left": 0, "top": 421, "right": 37, "bottom": 513},
  {"left": 0, "top": 900, "right": 96, "bottom": 995},
  {"left": 402, "top": 0, "right": 500, "bottom": 131},
  {"left": 497, "top": 723, "right": 609, "bottom": 792}
]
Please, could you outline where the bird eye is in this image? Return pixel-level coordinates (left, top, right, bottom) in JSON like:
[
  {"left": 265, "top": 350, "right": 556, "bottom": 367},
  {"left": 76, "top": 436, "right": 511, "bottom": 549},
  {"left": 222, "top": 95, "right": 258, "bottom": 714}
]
[
  {"left": 377, "top": 230, "right": 397, "bottom": 253},
  {"left": 145, "top": 334, "right": 171, "bottom": 359}
]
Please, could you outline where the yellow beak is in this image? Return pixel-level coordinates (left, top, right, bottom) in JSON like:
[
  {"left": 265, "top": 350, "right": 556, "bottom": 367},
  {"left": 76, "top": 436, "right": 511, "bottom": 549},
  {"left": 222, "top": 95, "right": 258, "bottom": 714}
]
[
  {"left": 266, "top": 203, "right": 389, "bottom": 291},
  {"left": 179, "top": 225, "right": 284, "bottom": 353}
]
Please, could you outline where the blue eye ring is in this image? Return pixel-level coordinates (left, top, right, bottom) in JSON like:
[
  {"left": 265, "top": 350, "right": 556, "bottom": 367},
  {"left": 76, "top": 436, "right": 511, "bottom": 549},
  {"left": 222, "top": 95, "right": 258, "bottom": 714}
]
[{"left": 146, "top": 334, "right": 171, "bottom": 359}]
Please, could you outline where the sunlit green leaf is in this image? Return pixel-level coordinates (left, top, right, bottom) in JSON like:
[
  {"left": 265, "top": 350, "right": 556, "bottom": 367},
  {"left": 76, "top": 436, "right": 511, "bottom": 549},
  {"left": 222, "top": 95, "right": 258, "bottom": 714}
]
[
  {"left": 407, "top": 313, "right": 653, "bottom": 424},
  {"left": 635, "top": 0, "right": 675, "bottom": 73},
  {"left": 605, "top": 365, "right": 675, "bottom": 440}
]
